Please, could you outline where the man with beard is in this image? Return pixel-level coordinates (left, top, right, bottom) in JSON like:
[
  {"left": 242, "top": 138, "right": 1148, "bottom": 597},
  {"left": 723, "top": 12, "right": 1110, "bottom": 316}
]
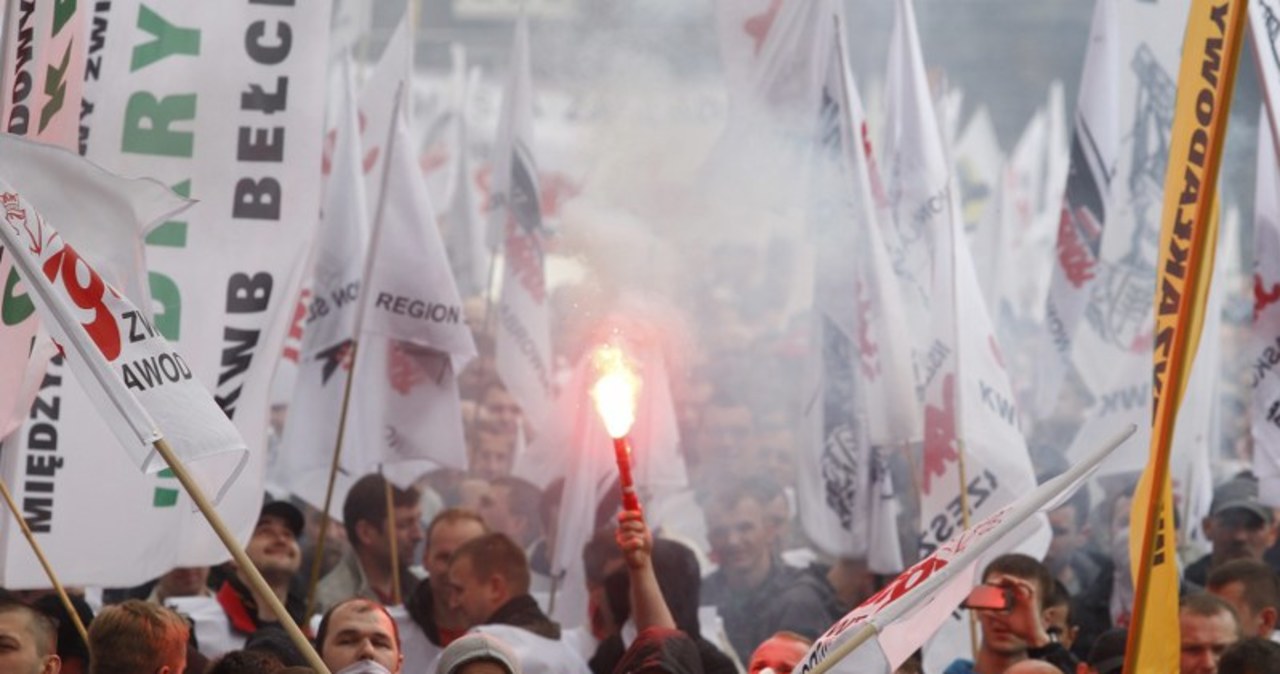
[
  {"left": 1186, "top": 474, "right": 1279, "bottom": 587},
  {"left": 317, "top": 474, "right": 424, "bottom": 612},
  {"left": 943, "top": 554, "right": 1078, "bottom": 674}
]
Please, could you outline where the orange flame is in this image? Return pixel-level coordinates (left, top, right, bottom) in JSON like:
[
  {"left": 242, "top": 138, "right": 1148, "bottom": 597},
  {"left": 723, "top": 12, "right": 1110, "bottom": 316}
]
[{"left": 590, "top": 344, "right": 641, "bottom": 439}]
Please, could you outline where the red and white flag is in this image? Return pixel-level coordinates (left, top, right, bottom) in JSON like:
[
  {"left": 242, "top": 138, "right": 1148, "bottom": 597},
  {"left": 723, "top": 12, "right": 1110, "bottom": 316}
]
[
  {"left": 1250, "top": 104, "right": 1280, "bottom": 504},
  {"left": 343, "top": 95, "right": 476, "bottom": 486},
  {"left": 0, "top": 134, "right": 186, "bottom": 440},
  {"left": 1035, "top": 0, "right": 1120, "bottom": 418},
  {"left": 0, "top": 184, "right": 247, "bottom": 496},
  {"left": 795, "top": 425, "right": 1134, "bottom": 674},
  {"left": 492, "top": 16, "right": 554, "bottom": 428},
  {"left": 800, "top": 8, "right": 909, "bottom": 573}
]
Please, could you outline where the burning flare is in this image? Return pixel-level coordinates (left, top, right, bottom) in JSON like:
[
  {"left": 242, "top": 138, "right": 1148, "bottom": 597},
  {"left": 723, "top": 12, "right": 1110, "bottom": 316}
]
[{"left": 590, "top": 344, "right": 641, "bottom": 439}]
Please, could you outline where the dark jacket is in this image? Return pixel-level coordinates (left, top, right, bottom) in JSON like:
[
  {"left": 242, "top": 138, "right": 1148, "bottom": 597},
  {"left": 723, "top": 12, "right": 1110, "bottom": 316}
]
[
  {"left": 614, "top": 627, "right": 704, "bottom": 674},
  {"left": 486, "top": 594, "right": 562, "bottom": 640},
  {"left": 700, "top": 560, "right": 837, "bottom": 662},
  {"left": 215, "top": 577, "right": 307, "bottom": 637},
  {"left": 406, "top": 577, "right": 444, "bottom": 646}
]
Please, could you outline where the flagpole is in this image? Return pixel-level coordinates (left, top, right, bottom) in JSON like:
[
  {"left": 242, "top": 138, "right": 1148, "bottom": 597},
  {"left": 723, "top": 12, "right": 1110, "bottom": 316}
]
[
  {"left": 0, "top": 477, "right": 88, "bottom": 643},
  {"left": 307, "top": 79, "right": 410, "bottom": 618},
  {"left": 381, "top": 464, "right": 403, "bottom": 605},
  {"left": 151, "top": 438, "right": 330, "bottom": 674},
  {"left": 303, "top": 338, "right": 359, "bottom": 620},
  {"left": 1125, "top": 1, "right": 1245, "bottom": 667}
]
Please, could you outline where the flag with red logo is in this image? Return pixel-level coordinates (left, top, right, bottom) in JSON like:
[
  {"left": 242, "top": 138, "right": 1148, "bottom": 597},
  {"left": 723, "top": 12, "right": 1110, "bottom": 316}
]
[
  {"left": 275, "top": 58, "right": 369, "bottom": 510},
  {"left": 881, "top": 0, "right": 1042, "bottom": 561},
  {"left": 1249, "top": 0, "right": 1280, "bottom": 505},
  {"left": 800, "top": 6, "right": 909, "bottom": 572},
  {"left": 492, "top": 16, "right": 554, "bottom": 428},
  {"left": 342, "top": 94, "right": 475, "bottom": 486},
  {"left": 0, "top": 183, "right": 247, "bottom": 496},
  {"left": 795, "top": 425, "right": 1133, "bottom": 674}
]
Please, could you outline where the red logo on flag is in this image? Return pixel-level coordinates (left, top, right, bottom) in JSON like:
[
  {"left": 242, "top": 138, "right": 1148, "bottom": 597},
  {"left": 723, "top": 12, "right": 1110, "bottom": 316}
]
[
  {"left": 1255, "top": 273, "right": 1280, "bottom": 322},
  {"left": 743, "top": 0, "right": 783, "bottom": 55},
  {"left": 854, "top": 279, "right": 880, "bottom": 381},
  {"left": 1056, "top": 207, "right": 1101, "bottom": 288},
  {"left": 922, "top": 374, "right": 959, "bottom": 495}
]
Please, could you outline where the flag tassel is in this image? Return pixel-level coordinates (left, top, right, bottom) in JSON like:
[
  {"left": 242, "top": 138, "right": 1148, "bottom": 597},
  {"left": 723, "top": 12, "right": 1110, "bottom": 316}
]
[
  {"left": 151, "top": 437, "right": 331, "bottom": 674},
  {"left": 0, "top": 476, "right": 88, "bottom": 643}
]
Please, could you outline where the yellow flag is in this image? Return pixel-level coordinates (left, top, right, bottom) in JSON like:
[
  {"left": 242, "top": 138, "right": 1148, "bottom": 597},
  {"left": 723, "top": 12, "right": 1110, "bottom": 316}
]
[{"left": 1126, "top": 1, "right": 1245, "bottom": 672}]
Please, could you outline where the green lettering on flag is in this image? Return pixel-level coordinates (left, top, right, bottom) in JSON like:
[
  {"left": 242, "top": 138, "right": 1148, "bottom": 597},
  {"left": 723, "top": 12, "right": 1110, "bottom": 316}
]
[{"left": 131, "top": 5, "right": 200, "bottom": 72}]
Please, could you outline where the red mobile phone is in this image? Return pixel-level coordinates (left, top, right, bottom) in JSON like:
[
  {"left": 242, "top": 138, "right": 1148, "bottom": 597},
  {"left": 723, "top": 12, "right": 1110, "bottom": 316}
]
[{"left": 960, "top": 584, "right": 1015, "bottom": 611}]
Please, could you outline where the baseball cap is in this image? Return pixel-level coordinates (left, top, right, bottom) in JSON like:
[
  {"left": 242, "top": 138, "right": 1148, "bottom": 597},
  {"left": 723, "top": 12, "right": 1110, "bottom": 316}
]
[
  {"left": 1210, "top": 473, "right": 1274, "bottom": 524},
  {"left": 260, "top": 497, "right": 305, "bottom": 538},
  {"left": 437, "top": 633, "right": 521, "bottom": 674}
]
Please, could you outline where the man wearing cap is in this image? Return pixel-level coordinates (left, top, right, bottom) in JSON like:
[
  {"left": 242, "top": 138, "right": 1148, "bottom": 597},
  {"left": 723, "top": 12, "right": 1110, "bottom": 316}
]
[
  {"left": 1186, "top": 473, "right": 1280, "bottom": 587},
  {"left": 437, "top": 633, "right": 521, "bottom": 674},
  {"left": 214, "top": 498, "right": 308, "bottom": 641}
]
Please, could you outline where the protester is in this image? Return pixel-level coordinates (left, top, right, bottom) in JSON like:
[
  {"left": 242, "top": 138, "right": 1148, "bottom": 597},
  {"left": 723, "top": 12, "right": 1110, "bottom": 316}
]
[
  {"left": 31, "top": 593, "right": 92, "bottom": 674},
  {"left": 612, "top": 628, "right": 703, "bottom": 674},
  {"left": 215, "top": 500, "right": 307, "bottom": 641},
  {"left": 1078, "top": 628, "right": 1125, "bottom": 674},
  {"left": 1042, "top": 580, "right": 1076, "bottom": 652},
  {"left": 317, "top": 474, "right": 424, "bottom": 612},
  {"left": 1044, "top": 489, "right": 1104, "bottom": 595},
  {"left": 699, "top": 480, "right": 835, "bottom": 661},
  {"left": 590, "top": 512, "right": 734, "bottom": 674},
  {"left": 477, "top": 477, "right": 544, "bottom": 550},
  {"left": 468, "top": 426, "right": 517, "bottom": 482},
  {"left": 88, "top": 600, "right": 189, "bottom": 674},
  {"left": 1207, "top": 559, "right": 1280, "bottom": 640},
  {"left": 1219, "top": 637, "right": 1280, "bottom": 674},
  {"left": 1181, "top": 593, "right": 1243, "bottom": 674},
  {"left": 745, "top": 632, "right": 810, "bottom": 674},
  {"left": 315, "top": 598, "right": 404, "bottom": 674},
  {"left": 0, "top": 593, "right": 61, "bottom": 674},
  {"left": 1186, "top": 474, "right": 1279, "bottom": 587},
  {"left": 408, "top": 508, "right": 490, "bottom": 647},
  {"left": 437, "top": 632, "right": 522, "bottom": 674},
  {"left": 447, "top": 532, "right": 589, "bottom": 674},
  {"left": 149, "top": 567, "right": 214, "bottom": 604},
  {"left": 943, "top": 554, "right": 1078, "bottom": 674},
  {"left": 206, "top": 649, "right": 285, "bottom": 674}
]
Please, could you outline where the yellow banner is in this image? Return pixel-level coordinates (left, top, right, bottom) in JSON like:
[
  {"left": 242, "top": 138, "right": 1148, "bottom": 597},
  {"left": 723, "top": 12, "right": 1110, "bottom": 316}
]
[{"left": 1126, "top": 1, "right": 1245, "bottom": 672}]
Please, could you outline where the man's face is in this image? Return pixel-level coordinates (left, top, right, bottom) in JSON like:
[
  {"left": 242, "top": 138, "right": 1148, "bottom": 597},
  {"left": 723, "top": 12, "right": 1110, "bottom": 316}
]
[
  {"left": 448, "top": 556, "right": 501, "bottom": 628},
  {"left": 477, "top": 486, "right": 526, "bottom": 545},
  {"left": 975, "top": 572, "right": 1038, "bottom": 656},
  {"left": 320, "top": 602, "right": 403, "bottom": 674},
  {"left": 0, "top": 610, "right": 55, "bottom": 674},
  {"left": 425, "top": 519, "right": 487, "bottom": 605},
  {"left": 469, "top": 431, "right": 515, "bottom": 482},
  {"left": 1206, "top": 509, "right": 1277, "bottom": 564},
  {"left": 155, "top": 567, "right": 210, "bottom": 599},
  {"left": 747, "top": 636, "right": 809, "bottom": 674},
  {"left": 1208, "top": 581, "right": 1267, "bottom": 638},
  {"left": 245, "top": 515, "right": 301, "bottom": 579},
  {"left": 707, "top": 497, "right": 772, "bottom": 584},
  {"left": 695, "top": 405, "right": 756, "bottom": 461},
  {"left": 389, "top": 505, "right": 425, "bottom": 568},
  {"left": 1179, "top": 609, "right": 1239, "bottom": 674},
  {"left": 478, "top": 388, "right": 522, "bottom": 439},
  {"left": 1046, "top": 506, "right": 1085, "bottom": 569}
]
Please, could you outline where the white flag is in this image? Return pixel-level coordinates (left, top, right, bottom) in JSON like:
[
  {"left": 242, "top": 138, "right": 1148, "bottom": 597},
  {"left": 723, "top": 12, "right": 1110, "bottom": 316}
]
[
  {"left": 1, "top": 0, "right": 85, "bottom": 150},
  {"left": 492, "top": 16, "right": 553, "bottom": 428},
  {"left": 881, "top": 0, "right": 1043, "bottom": 562},
  {"left": 795, "top": 425, "right": 1134, "bottom": 674},
  {"left": 1249, "top": 105, "right": 1280, "bottom": 504},
  {"left": 343, "top": 97, "right": 476, "bottom": 486},
  {"left": 276, "top": 57, "right": 368, "bottom": 510},
  {"left": 81, "top": 0, "right": 332, "bottom": 564},
  {"left": 0, "top": 184, "right": 247, "bottom": 496}
]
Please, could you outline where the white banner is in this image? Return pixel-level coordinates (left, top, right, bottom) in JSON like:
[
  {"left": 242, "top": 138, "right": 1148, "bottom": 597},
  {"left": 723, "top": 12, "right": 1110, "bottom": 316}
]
[
  {"left": 492, "top": 16, "right": 553, "bottom": 428},
  {"left": 1249, "top": 104, "right": 1280, "bottom": 504},
  {"left": 2, "top": 0, "right": 85, "bottom": 150},
  {"left": 80, "top": 0, "right": 332, "bottom": 563}
]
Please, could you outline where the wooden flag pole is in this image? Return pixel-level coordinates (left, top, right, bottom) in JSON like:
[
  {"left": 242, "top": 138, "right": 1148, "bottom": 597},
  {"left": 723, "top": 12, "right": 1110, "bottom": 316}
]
[
  {"left": 151, "top": 438, "right": 330, "bottom": 674},
  {"left": 381, "top": 466, "right": 403, "bottom": 606},
  {"left": 303, "top": 339, "right": 360, "bottom": 620},
  {"left": 0, "top": 477, "right": 88, "bottom": 643}
]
